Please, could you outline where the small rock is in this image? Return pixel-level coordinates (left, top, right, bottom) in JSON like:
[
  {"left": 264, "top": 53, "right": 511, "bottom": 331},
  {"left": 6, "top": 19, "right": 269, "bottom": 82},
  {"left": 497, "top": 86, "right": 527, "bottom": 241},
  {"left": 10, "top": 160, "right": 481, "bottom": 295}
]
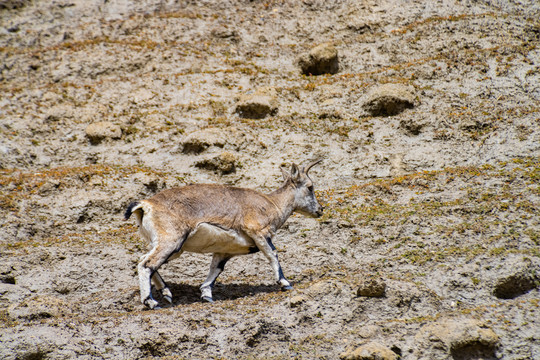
[
  {"left": 0, "top": 0, "right": 30, "bottom": 10},
  {"left": 14, "top": 346, "right": 54, "bottom": 360},
  {"left": 44, "top": 105, "right": 73, "bottom": 122},
  {"left": 0, "top": 264, "right": 16, "bottom": 284},
  {"left": 459, "top": 118, "right": 490, "bottom": 131},
  {"left": 415, "top": 318, "right": 498, "bottom": 359},
  {"left": 356, "top": 325, "right": 380, "bottom": 339},
  {"left": 235, "top": 87, "right": 278, "bottom": 119},
  {"left": 389, "top": 153, "right": 407, "bottom": 177},
  {"left": 340, "top": 342, "right": 398, "bottom": 360},
  {"left": 38, "top": 179, "right": 60, "bottom": 195},
  {"left": 493, "top": 261, "right": 539, "bottom": 299},
  {"left": 362, "top": 84, "right": 415, "bottom": 117},
  {"left": 0, "top": 274, "right": 15, "bottom": 284},
  {"left": 246, "top": 320, "right": 290, "bottom": 347},
  {"left": 195, "top": 152, "right": 237, "bottom": 175},
  {"left": 130, "top": 88, "right": 156, "bottom": 105},
  {"left": 289, "top": 295, "right": 306, "bottom": 308},
  {"left": 41, "top": 91, "right": 61, "bottom": 103},
  {"left": 357, "top": 277, "right": 386, "bottom": 297},
  {"left": 347, "top": 21, "right": 376, "bottom": 34},
  {"left": 142, "top": 178, "right": 167, "bottom": 195},
  {"left": 399, "top": 117, "right": 426, "bottom": 135},
  {"left": 297, "top": 43, "right": 340, "bottom": 75},
  {"left": 85, "top": 122, "right": 122, "bottom": 145},
  {"left": 210, "top": 26, "right": 238, "bottom": 41},
  {"left": 181, "top": 128, "right": 226, "bottom": 154},
  {"left": 387, "top": 281, "right": 422, "bottom": 308},
  {"left": 308, "top": 280, "right": 338, "bottom": 296}
]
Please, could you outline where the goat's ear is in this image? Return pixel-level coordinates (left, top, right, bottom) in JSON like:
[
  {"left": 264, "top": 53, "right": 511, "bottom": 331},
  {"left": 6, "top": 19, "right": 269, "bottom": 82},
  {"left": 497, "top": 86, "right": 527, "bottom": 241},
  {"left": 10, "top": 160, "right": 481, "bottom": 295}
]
[{"left": 291, "top": 163, "right": 301, "bottom": 182}]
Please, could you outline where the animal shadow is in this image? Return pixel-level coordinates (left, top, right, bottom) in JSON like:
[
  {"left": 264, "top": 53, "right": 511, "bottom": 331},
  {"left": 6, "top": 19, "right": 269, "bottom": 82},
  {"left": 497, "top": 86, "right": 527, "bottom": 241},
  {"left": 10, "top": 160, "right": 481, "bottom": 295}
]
[{"left": 157, "top": 282, "right": 281, "bottom": 307}]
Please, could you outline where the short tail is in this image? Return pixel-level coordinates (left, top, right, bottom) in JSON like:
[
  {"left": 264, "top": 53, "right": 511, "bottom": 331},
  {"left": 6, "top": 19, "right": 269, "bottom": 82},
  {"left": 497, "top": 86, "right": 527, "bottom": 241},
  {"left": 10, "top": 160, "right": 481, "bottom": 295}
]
[{"left": 124, "top": 201, "right": 141, "bottom": 220}]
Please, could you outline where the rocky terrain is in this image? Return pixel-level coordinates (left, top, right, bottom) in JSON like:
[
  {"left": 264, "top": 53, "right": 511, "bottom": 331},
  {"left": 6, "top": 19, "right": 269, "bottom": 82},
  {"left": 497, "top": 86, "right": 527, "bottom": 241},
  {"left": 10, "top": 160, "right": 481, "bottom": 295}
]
[{"left": 1, "top": 0, "right": 539, "bottom": 359}]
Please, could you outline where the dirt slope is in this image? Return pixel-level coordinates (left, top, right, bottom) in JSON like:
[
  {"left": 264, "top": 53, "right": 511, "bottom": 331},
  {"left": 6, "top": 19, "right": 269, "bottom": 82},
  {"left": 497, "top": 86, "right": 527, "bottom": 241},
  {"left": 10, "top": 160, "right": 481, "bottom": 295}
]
[{"left": 1, "top": 0, "right": 539, "bottom": 359}]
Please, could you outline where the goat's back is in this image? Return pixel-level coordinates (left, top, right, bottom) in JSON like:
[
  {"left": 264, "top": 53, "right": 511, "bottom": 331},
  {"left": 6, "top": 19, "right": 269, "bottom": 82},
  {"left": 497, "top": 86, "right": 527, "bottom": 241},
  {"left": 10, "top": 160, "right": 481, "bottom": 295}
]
[{"left": 146, "top": 184, "right": 277, "bottom": 230}]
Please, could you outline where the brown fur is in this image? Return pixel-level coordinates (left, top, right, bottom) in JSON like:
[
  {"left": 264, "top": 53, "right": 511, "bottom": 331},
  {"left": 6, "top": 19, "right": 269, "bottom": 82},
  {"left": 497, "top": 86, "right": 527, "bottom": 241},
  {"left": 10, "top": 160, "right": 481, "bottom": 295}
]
[
  {"left": 127, "top": 161, "right": 323, "bottom": 308},
  {"left": 147, "top": 184, "right": 285, "bottom": 233}
]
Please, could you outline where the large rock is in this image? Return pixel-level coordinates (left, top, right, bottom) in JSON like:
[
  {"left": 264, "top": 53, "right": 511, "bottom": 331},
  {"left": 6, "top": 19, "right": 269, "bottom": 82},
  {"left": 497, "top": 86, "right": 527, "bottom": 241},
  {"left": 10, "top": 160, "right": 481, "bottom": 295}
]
[
  {"left": 415, "top": 318, "right": 499, "bottom": 359},
  {"left": 195, "top": 152, "right": 237, "bottom": 175},
  {"left": 493, "top": 258, "right": 539, "bottom": 299},
  {"left": 85, "top": 121, "right": 122, "bottom": 145},
  {"left": 180, "top": 128, "right": 227, "bottom": 154},
  {"left": 340, "top": 342, "right": 398, "bottom": 360},
  {"left": 235, "top": 87, "right": 278, "bottom": 119},
  {"left": 297, "top": 43, "right": 340, "bottom": 75},
  {"left": 362, "top": 84, "right": 415, "bottom": 116}
]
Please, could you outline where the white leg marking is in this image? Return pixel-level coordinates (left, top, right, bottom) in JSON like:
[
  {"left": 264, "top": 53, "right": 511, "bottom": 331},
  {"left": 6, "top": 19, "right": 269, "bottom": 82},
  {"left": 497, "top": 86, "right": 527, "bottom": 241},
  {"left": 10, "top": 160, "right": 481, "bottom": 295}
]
[
  {"left": 162, "top": 288, "right": 173, "bottom": 304},
  {"left": 138, "top": 250, "right": 159, "bottom": 309},
  {"left": 200, "top": 254, "right": 231, "bottom": 302},
  {"left": 259, "top": 236, "right": 292, "bottom": 290},
  {"left": 152, "top": 271, "right": 173, "bottom": 304},
  {"left": 138, "top": 265, "right": 158, "bottom": 309}
]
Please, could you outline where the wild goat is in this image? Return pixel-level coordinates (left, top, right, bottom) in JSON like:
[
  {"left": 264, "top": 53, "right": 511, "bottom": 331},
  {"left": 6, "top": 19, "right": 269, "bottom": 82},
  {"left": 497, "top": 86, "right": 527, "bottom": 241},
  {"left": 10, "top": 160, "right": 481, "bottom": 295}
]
[{"left": 124, "top": 160, "right": 323, "bottom": 309}]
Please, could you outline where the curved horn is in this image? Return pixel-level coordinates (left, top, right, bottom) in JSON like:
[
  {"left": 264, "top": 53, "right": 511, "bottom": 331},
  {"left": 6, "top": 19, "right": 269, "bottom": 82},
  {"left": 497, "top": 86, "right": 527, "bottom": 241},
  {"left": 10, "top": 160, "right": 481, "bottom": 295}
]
[{"left": 304, "top": 159, "right": 322, "bottom": 174}]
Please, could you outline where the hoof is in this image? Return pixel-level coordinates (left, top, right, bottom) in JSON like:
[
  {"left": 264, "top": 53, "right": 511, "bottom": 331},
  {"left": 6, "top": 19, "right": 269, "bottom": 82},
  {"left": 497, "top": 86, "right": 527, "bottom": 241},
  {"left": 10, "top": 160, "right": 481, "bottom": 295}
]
[
  {"left": 143, "top": 298, "right": 159, "bottom": 310},
  {"left": 202, "top": 296, "right": 214, "bottom": 303},
  {"left": 281, "top": 285, "right": 293, "bottom": 291},
  {"left": 162, "top": 288, "right": 173, "bottom": 304}
]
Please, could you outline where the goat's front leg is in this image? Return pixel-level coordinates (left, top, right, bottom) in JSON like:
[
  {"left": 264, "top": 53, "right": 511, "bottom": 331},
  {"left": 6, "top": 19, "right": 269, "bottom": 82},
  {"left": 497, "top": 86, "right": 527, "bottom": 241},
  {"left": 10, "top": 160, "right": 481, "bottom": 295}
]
[
  {"left": 253, "top": 234, "right": 292, "bottom": 291},
  {"left": 200, "top": 253, "right": 232, "bottom": 303}
]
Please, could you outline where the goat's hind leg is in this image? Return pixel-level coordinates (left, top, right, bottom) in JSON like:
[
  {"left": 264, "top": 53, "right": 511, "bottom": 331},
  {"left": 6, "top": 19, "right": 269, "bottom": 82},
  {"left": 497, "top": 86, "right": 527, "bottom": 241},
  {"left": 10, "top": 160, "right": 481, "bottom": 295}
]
[
  {"left": 150, "top": 249, "right": 183, "bottom": 304},
  {"left": 200, "top": 253, "right": 232, "bottom": 303},
  {"left": 152, "top": 271, "right": 173, "bottom": 304},
  {"left": 138, "top": 251, "right": 159, "bottom": 309},
  {"left": 139, "top": 236, "right": 187, "bottom": 309}
]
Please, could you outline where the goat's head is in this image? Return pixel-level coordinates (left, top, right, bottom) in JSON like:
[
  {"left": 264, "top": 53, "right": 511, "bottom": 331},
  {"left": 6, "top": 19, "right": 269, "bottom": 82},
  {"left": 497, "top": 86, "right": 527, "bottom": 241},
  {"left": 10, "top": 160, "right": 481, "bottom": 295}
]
[{"left": 282, "top": 160, "right": 324, "bottom": 218}]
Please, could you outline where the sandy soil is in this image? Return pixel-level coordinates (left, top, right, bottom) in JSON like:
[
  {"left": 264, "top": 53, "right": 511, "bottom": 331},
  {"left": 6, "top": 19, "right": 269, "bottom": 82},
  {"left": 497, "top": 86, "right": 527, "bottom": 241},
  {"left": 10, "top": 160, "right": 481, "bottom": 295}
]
[{"left": 1, "top": 0, "right": 539, "bottom": 359}]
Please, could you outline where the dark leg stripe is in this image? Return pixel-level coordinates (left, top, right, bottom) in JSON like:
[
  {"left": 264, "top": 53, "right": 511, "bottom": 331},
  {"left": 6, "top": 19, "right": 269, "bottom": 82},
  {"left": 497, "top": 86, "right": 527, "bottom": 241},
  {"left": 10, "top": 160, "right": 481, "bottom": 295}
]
[
  {"left": 266, "top": 237, "right": 276, "bottom": 251},
  {"left": 217, "top": 258, "right": 229, "bottom": 271},
  {"left": 278, "top": 265, "right": 285, "bottom": 281}
]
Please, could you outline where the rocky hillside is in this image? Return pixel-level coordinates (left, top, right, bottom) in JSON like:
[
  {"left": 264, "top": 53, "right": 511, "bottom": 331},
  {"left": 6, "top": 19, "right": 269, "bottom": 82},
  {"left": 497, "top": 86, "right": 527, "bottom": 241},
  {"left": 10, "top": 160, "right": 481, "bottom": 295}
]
[{"left": 1, "top": 0, "right": 539, "bottom": 359}]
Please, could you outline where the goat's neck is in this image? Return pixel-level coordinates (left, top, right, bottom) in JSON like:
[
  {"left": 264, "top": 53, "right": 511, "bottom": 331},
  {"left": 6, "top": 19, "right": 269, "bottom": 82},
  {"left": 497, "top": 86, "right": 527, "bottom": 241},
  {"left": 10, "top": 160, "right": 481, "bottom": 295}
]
[{"left": 267, "top": 182, "right": 296, "bottom": 229}]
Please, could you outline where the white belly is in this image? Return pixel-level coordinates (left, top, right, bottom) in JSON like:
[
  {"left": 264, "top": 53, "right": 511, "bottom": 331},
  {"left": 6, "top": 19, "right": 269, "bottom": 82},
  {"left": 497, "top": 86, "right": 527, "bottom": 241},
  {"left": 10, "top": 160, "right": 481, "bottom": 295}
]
[{"left": 182, "top": 223, "right": 256, "bottom": 254}]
